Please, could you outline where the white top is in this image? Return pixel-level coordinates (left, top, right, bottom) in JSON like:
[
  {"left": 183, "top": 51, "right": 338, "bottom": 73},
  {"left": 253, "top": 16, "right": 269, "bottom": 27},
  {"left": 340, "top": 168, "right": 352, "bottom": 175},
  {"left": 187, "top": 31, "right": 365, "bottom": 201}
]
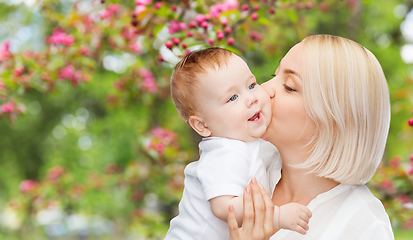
[
  {"left": 265, "top": 153, "right": 395, "bottom": 240},
  {"left": 164, "top": 137, "right": 275, "bottom": 240}
]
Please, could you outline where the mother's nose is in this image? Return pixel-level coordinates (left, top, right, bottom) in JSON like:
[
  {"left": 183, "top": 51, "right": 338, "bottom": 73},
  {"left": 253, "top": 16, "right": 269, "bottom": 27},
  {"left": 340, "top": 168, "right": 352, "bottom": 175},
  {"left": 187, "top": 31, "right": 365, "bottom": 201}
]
[{"left": 261, "top": 81, "right": 275, "bottom": 98}]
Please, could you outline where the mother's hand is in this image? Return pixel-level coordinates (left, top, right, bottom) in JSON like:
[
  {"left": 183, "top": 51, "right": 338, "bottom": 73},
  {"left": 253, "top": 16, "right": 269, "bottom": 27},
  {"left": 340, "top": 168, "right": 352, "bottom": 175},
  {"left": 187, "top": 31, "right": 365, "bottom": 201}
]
[{"left": 228, "top": 178, "right": 274, "bottom": 240}]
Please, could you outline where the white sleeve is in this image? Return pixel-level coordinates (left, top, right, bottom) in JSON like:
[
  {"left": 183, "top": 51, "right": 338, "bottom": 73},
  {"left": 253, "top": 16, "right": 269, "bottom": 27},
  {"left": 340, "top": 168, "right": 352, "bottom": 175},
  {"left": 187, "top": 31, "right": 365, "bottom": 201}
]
[
  {"left": 359, "top": 221, "right": 394, "bottom": 240},
  {"left": 197, "top": 145, "right": 250, "bottom": 201}
]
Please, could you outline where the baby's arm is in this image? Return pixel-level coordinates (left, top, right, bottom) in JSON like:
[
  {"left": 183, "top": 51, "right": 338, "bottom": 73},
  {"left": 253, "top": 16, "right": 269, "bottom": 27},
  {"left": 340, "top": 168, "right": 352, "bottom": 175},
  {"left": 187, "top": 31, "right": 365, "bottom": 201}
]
[
  {"left": 273, "top": 203, "right": 312, "bottom": 235},
  {"left": 209, "top": 195, "right": 244, "bottom": 227}
]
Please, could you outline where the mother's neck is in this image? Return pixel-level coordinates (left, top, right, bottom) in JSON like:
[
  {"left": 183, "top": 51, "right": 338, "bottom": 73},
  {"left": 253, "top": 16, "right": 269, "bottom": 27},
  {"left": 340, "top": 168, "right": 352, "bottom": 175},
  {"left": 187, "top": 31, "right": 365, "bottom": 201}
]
[{"left": 274, "top": 146, "right": 340, "bottom": 206}]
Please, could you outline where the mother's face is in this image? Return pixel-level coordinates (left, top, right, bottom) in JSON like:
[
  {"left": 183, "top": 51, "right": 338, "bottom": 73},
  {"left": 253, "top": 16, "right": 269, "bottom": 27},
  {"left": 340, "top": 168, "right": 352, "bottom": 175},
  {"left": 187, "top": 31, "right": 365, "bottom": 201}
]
[{"left": 261, "top": 42, "right": 315, "bottom": 149}]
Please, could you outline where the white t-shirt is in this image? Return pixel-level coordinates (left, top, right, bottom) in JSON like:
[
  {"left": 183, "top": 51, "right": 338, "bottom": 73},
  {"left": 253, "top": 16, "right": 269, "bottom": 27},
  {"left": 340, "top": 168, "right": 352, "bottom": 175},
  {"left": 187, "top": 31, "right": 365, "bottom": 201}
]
[
  {"left": 265, "top": 153, "right": 395, "bottom": 240},
  {"left": 164, "top": 137, "right": 274, "bottom": 240}
]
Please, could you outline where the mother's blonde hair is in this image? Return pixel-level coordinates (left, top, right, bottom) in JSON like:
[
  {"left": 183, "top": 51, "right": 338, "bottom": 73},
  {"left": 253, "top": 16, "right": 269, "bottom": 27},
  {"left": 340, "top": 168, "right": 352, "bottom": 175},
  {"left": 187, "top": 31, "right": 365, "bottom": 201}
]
[{"left": 299, "top": 35, "right": 390, "bottom": 185}]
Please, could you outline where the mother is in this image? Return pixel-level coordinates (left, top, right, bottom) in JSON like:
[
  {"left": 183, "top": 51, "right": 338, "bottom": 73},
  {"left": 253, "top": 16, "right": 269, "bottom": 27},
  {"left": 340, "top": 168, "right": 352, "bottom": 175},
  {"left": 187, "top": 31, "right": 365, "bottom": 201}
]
[{"left": 228, "top": 35, "right": 394, "bottom": 239}]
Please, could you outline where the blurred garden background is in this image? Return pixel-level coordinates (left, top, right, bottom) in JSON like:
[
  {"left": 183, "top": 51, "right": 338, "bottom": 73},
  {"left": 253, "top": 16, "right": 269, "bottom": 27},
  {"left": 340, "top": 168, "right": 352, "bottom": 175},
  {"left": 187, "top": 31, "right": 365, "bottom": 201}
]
[{"left": 0, "top": 0, "right": 413, "bottom": 239}]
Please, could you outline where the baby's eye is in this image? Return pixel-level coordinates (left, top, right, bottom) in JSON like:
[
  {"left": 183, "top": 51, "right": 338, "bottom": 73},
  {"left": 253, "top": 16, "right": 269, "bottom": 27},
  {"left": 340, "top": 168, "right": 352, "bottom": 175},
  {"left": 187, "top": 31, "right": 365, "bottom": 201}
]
[
  {"left": 248, "top": 83, "right": 256, "bottom": 90},
  {"left": 228, "top": 95, "right": 238, "bottom": 102}
]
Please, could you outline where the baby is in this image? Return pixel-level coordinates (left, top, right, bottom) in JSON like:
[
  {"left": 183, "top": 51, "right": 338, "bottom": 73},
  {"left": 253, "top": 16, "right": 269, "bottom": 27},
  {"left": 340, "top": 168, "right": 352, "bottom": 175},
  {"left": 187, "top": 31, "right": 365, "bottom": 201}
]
[{"left": 165, "top": 48, "right": 311, "bottom": 240}]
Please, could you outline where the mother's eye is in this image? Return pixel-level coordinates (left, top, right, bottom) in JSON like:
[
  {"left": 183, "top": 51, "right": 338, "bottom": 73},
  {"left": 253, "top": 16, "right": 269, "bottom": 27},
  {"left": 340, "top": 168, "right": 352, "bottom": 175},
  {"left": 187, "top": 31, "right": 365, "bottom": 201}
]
[{"left": 283, "top": 84, "right": 296, "bottom": 92}]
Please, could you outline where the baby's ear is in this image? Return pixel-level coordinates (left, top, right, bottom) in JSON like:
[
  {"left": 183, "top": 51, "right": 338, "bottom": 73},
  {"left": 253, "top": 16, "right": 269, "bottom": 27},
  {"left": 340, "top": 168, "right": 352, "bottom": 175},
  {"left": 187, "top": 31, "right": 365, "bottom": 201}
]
[{"left": 188, "top": 116, "right": 211, "bottom": 137}]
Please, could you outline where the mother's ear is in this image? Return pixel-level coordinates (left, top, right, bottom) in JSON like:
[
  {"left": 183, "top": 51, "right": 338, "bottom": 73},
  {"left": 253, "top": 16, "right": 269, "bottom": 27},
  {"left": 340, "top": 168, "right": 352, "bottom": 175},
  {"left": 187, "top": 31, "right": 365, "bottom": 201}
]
[{"left": 188, "top": 116, "right": 211, "bottom": 137}]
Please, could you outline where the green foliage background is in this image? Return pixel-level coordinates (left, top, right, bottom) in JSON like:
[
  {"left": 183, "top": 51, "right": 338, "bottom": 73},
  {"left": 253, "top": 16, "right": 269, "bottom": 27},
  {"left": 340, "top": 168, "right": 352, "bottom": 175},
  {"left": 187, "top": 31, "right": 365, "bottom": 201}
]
[{"left": 0, "top": 0, "right": 412, "bottom": 239}]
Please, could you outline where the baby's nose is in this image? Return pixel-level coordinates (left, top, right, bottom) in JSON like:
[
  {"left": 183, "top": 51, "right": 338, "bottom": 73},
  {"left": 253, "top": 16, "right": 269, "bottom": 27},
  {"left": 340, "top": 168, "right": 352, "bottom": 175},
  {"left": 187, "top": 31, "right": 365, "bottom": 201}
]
[{"left": 247, "top": 93, "right": 258, "bottom": 107}]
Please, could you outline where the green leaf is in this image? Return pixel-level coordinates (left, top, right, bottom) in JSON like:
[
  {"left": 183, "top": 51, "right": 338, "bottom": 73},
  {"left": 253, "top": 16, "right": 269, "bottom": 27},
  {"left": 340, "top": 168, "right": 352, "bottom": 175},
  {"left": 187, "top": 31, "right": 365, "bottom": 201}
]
[
  {"left": 48, "top": 56, "right": 66, "bottom": 70},
  {"left": 285, "top": 9, "right": 298, "bottom": 23},
  {"left": 80, "top": 57, "right": 97, "bottom": 69},
  {"left": 224, "top": 45, "right": 242, "bottom": 56}
]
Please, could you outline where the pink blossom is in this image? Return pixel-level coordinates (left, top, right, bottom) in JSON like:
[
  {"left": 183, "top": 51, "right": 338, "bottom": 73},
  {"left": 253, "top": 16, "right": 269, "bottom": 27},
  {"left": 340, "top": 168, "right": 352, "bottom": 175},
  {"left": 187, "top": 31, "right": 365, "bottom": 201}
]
[
  {"left": 408, "top": 166, "right": 413, "bottom": 175},
  {"left": 107, "top": 3, "right": 119, "bottom": 13},
  {"left": 251, "top": 12, "right": 258, "bottom": 21},
  {"left": 389, "top": 157, "right": 401, "bottom": 167},
  {"left": 1, "top": 102, "right": 14, "bottom": 113},
  {"left": 217, "top": 30, "right": 225, "bottom": 39},
  {"left": 155, "top": 143, "right": 165, "bottom": 152},
  {"left": 138, "top": 69, "right": 157, "bottom": 92},
  {"left": 380, "top": 179, "right": 392, "bottom": 189},
  {"left": 135, "top": 0, "right": 152, "bottom": 5},
  {"left": 165, "top": 40, "right": 173, "bottom": 50},
  {"left": 195, "top": 14, "right": 205, "bottom": 24},
  {"left": 134, "top": 5, "right": 146, "bottom": 16},
  {"left": 151, "top": 127, "right": 176, "bottom": 142},
  {"left": 380, "top": 179, "right": 397, "bottom": 194},
  {"left": 0, "top": 40, "right": 12, "bottom": 62},
  {"left": 179, "top": 22, "right": 187, "bottom": 31},
  {"left": 129, "top": 42, "right": 142, "bottom": 53},
  {"left": 23, "top": 51, "right": 32, "bottom": 59},
  {"left": 210, "top": 0, "right": 238, "bottom": 18},
  {"left": 99, "top": 9, "right": 112, "bottom": 19},
  {"left": 48, "top": 166, "right": 65, "bottom": 181},
  {"left": 122, "top": 27, "right": 135, "bottom": 40},
  {"left": 57, "top": 64, "right": 83, "bottom": 86},
  {"left": 80, "top": 45, "right": 90, "bottom": 55},
  {"left": 168, "top": 20, "right": 181, "bottom": 34},
  {"left": 59, "top": 64, "right": 75, "bottom": 80},
  {"left": 154, "top": 2, "right": 161, "bottom": 9},
  {"left": 99, "top": 4, "right": 119, "bottom": 19},
  {"left": 189, "top": 21, "right": 197, "bottom": 28},
  {"left": 0, "top": 80, "right": 4, "bottom": 91},
  {"left": 168, "top": 21, "right": 187, "bottom": 34},
  {"left": 13, "top": 66, "right": 25, "bottom": 76},
  {"left": 142, "top": 77, "right": 157, "bottom": 92},
  {"left": 223, "top": 0, "right": 239, "bottom": 9},
  {"left": 72, "top": 71, "right": 83, "bottom": 86},
  {"left": 138, "top": 68, "right": 154, "bottom": 79},
  {"left": 47, "top": 29, "right": 75, "bottom": 46},
  {"left": 403, "top": 217, "right": 413, "bottom": 230},
  {"left": 172, "top": 37, "right": 180, "bottom": 45},
  {"left": 209, "top": 3, "right": 224, "bottom": 18},
  {"left": 398, "top": 194, "right": 410, "bottom": 204},
  {"left": 200, "top": 21, "right": 209, "bottom": 29},
  {"left": 20, "top": 180, "right": 37, "bottom": 193},
  {"left": 250, "top": 31, "right": 263, "bottom": 41}
]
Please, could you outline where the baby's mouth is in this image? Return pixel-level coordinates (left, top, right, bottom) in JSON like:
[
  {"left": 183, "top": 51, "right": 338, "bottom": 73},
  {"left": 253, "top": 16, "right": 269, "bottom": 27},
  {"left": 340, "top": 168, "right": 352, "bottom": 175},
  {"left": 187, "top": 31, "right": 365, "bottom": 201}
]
[{"left": 248, "top": 112, "right": 261, "bottom": 121}]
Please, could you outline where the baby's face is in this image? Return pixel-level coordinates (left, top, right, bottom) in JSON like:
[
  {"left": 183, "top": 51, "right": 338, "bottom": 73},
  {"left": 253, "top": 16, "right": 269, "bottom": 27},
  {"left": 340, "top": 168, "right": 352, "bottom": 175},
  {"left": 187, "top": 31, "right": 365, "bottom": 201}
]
[{"left": 196, "top": 54, "right": 272, "bottom": 142}]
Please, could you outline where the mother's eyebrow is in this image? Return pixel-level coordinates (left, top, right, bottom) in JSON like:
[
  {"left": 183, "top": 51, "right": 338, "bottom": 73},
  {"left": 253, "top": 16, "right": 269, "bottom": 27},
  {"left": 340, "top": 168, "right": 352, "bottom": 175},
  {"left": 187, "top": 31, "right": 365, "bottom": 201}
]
[{"left": 284, "top": 69, "right": 301, "bottom": 79}]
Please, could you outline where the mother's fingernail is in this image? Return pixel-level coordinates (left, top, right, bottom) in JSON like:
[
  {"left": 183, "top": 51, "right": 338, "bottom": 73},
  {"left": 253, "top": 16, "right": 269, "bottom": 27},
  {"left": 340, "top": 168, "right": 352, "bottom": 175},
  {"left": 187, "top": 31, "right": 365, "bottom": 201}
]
[
  {"left": 245, "top": 185, "right": 251, "bottom": 194},
  {"left": 250, "top": 177, "right": 257, "bottom": 185}
]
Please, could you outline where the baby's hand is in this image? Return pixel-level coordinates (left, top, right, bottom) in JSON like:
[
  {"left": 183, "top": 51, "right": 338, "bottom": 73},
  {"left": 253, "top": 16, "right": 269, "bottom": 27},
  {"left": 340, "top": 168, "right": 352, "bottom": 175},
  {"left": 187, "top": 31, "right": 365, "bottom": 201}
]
[{"left": 279, "top": 203, "right": 312, "bottom": 235}]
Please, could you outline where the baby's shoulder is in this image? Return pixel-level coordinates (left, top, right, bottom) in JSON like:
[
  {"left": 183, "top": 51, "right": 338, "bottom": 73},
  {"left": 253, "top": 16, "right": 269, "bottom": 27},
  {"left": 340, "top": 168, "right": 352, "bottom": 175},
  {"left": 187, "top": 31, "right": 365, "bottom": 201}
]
[{"left": 199, "top": 137, "right": 250, "bottom": 154}]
